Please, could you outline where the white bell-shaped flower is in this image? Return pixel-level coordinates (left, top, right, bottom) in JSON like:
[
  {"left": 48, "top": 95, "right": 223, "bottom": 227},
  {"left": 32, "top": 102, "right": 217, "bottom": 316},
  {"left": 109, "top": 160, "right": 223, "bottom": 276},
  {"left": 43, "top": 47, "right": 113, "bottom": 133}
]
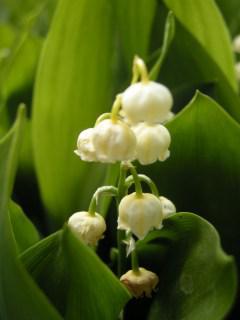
[
  {"left": 74, "top": 128, "right": 98, "bottom": 162},
  {"left": 118, "top": 192, "right": 163, "bottom": 239},
  {"left": 92, "top": 119, "right": 136, "bottom": 163},
  {"left": 68, "top": 211, "right": 106, "bottom": 246},
  {"left": 120, "top": 267, "right": 159, "bottom": 298},
  {"left": 132, "top": 123, "right": 171, "bottom": 165},
  {"left": 121, "top": 81, "right": 173, "bottom": 124},
  {"left": 159, "top": 196, "right": 176, "bottom": 219}
]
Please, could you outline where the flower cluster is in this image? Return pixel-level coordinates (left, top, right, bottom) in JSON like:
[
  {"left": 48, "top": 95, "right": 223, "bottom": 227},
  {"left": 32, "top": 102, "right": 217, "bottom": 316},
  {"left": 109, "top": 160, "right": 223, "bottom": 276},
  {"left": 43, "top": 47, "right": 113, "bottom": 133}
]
[
  {"left": 75, "top": 56, "right": 173, "bottom": 165},
  {"left": 69, "top": 57, "right": 176, "bottom": 299}
]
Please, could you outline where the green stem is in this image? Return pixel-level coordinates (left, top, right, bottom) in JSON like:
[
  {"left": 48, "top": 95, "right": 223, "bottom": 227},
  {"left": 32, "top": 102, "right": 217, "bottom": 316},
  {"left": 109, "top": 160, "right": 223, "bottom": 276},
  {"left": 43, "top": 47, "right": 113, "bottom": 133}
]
[
  {"left": 94, "top": 112, "right": 111, "bottom": 126},
  {"left": 130, "top": 166, "right": 143, "bottom": 197},
  {"left": 117, "top": 163, "right": 129, "bottom": 276},
  {"left": 131, "top": 249, "right": 140, "bottom": 273},
  {"left": 132, "top": 56, "right": 149, "bottom": 84},
  {"left": 125, "top": 174, "right": 159, "bottom": 197},
  {"left": 88, "top": 186, "right": 118, "bottom": 216},
  {"left": 111, "top": 94, "right": 122, "bottom": 122},
  {"left": 88, "top": 195, "right": 97, "bottom": 216},
  {"left": 118, "top": 162, "right": 128, "bottom": 199}
]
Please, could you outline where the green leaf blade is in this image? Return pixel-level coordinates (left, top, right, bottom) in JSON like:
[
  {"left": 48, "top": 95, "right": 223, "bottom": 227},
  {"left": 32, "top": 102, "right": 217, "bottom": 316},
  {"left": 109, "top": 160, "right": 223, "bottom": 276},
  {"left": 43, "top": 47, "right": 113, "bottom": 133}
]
[
  {"left": 163, "top": 0, "right": 237, "bottom": 91},
  {"left": 9, "top": 201, "right": 40, "bottom": 254},
  {"left": 33, "top": 0, "right": 115, "bottom": 226},
  {"left": 116, "top": 0, "right": 156, "bottom": 67},
  {"left": 136, "top": 213, "right": 237, "bottom": 320},
  {"left": 143, "top": 92, "right": 240, "bottom": 268},
  {"left": 21, "top": 227, "right": 131, "bottom": 319},
  {"left": 0, "top": 106, "right": 62, "bottom": 320}
]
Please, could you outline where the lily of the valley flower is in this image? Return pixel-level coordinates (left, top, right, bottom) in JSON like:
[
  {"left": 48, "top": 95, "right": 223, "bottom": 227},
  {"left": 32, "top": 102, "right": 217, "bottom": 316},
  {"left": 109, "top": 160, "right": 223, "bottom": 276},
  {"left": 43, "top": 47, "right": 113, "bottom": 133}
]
[
  {"left": 120, "top": 267, "right": 159, "bottom": 298},
  {"left": 132, "top": 123, "right": 171, "bottom": 165},
  {"left": 92, "top": 119, "right": 136, "bottom": 163},
  {"left": 74, "top": 128, "right": 97, "bottom": 162},
  {"left": 68, "top": 211, "right": 106, "bottom": 246},
  {"left": 121, "top": 81, "right": 173, "bottom": 124},
  {"left": 118, "top": 192, "right": 163, "bottom": 239},
  {"left": 159, "top": 196, "right": 176, "bottom": 219}
]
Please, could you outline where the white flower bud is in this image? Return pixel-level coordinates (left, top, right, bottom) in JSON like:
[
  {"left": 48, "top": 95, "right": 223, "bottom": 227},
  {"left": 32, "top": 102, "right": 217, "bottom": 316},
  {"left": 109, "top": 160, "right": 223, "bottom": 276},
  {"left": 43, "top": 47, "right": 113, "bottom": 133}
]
[
  {"left": 68, "top": 211, "right": 106, "bottom": 246},
  {"left": 121, "top": 81, "right": 173, "bottom": 124},
  {"left": 233, "top": 35, "right": 240, "bottom": 53},
  {"left": 120, "top": 267, "right": 159, "bottom": 298},
  {"left": 92, "top": 119, "right": 136, "bottom": 163},
  {"left": 132, "top": 123, "right": 171, "bottom": 165},
  {"left": 159, "top": 196, "right": 176, "bottom": 219},
  {"left": 74, "top": 128, "right": 98, "bottom": 162},
  {"left": 118, "top": 192, "right": 163, "bottom": 239}
]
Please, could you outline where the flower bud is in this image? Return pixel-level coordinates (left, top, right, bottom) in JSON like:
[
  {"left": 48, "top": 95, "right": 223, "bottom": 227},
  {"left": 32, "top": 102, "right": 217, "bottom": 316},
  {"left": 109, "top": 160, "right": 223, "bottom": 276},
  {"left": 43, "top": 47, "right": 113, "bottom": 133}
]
[
  {"left": 121, "top": 81, "right": 173, "bottom": 124},
  {"left": 68, "top": 211, "right": 106, "bottom": 246},
  {"left": 118, "top": 192, "right": 163, "bottom": 239},
  {"left": 159, "top": 196, "right": 176, "bottom": 219},
  {"left": 132, "top": 123, "right": 171, "bottom": 165},
  {"left": 92, "top": 119, "right": 136, "bottom": 163},
  {"left": 120, "top": 267, "right": 159, "bottom": 298},
  {"left": 74, "top": 128, "right": 98, "bottom": 162}
]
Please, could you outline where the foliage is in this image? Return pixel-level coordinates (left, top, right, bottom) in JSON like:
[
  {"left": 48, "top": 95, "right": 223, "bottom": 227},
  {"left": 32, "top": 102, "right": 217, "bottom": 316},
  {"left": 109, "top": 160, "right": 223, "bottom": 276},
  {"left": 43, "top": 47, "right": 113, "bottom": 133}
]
[{"left": 0, "top": 0, "right": 239, "bottom": 319}]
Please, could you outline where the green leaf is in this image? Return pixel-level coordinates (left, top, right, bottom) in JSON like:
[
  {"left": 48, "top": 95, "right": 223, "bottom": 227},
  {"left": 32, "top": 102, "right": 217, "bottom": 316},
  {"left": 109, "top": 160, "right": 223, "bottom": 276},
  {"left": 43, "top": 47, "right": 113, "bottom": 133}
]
[
  {"left": 216, "top": 0, "right": 240, "bottom": 36},
  {"left": 21, "top": 227, "right": 130, "bottom": 319},
  {"left": 1, "top": 33, "right": 41, "bottom": 107},
  {"left": 143, "top": 92, "right": 240, "bottom": 266},
  {"left": 0, "top": 21, "right": 42, "bottom": 172},
  {"left": 149, "top": 11, "right": 175, "bottom": 81},
  {"left": 136, "top": 213, "right": 237, "bottom": 320},
  {"left": 9, "top": 201, "right": 40, "bottom": 254},
  {"left": 163, "top": 0, "right": 237, "bottom": 91},
  {"left": 0, "top": 105, "right": 62, "bottom": 319},
  {"left": 116, "top": 0, "right": 157, "bottom": 67},
  {"left": 153, "top": 1, "right": 240, "bottom": 122},
  {"left": 33, "top": 0, "right": 115, "bottom": 226}
]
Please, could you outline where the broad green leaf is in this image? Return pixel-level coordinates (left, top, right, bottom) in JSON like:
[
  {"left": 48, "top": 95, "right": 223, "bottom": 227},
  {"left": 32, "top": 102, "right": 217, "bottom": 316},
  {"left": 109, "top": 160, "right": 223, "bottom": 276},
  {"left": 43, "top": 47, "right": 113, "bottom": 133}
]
[
  {"left": 0, "top": 18, "right": 42, "bottom": 109},
  {"left": 0, "top": 23, "right": 15, "bottom": 60},
  {"left": 0, "top": 0, "right": 57, "bottom": 34},
  {"left": 0, "top": 21, "right": 42, "bottom": 173},
  {"left": 33, "top": 0, "right": 115, "bottom": 226},
  {"left": 143, "top": 92, "right": 240, "bottom": 266},
  {"left": 0, "top": 105, "right": 62, "bottom": 319},
  {"left": 2, "top": 32, "right": 42, "bottom": 107},
  {"left": 216, "top": 0, "right": 240, "bottom": 36},
  {"left": 116, "top": 0, "right": 156, "bottom": 68},
  {"left": 150, "top": 1, "right": 240, "bottom": 122},
  {"left": 136, "top": 213, "right": 237, "bottom": 320},
  {"left": 163, "top": 0, "right": 237, "bottom": 91},
  {"left": 9, "top": 201, "right": 40, "bottom": 254},
  {"left": 149, "top": 11, "right": 175, "bottom": 81},
  {"left": 21, "top": 226, "right": 130, "bottom": 319}
]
